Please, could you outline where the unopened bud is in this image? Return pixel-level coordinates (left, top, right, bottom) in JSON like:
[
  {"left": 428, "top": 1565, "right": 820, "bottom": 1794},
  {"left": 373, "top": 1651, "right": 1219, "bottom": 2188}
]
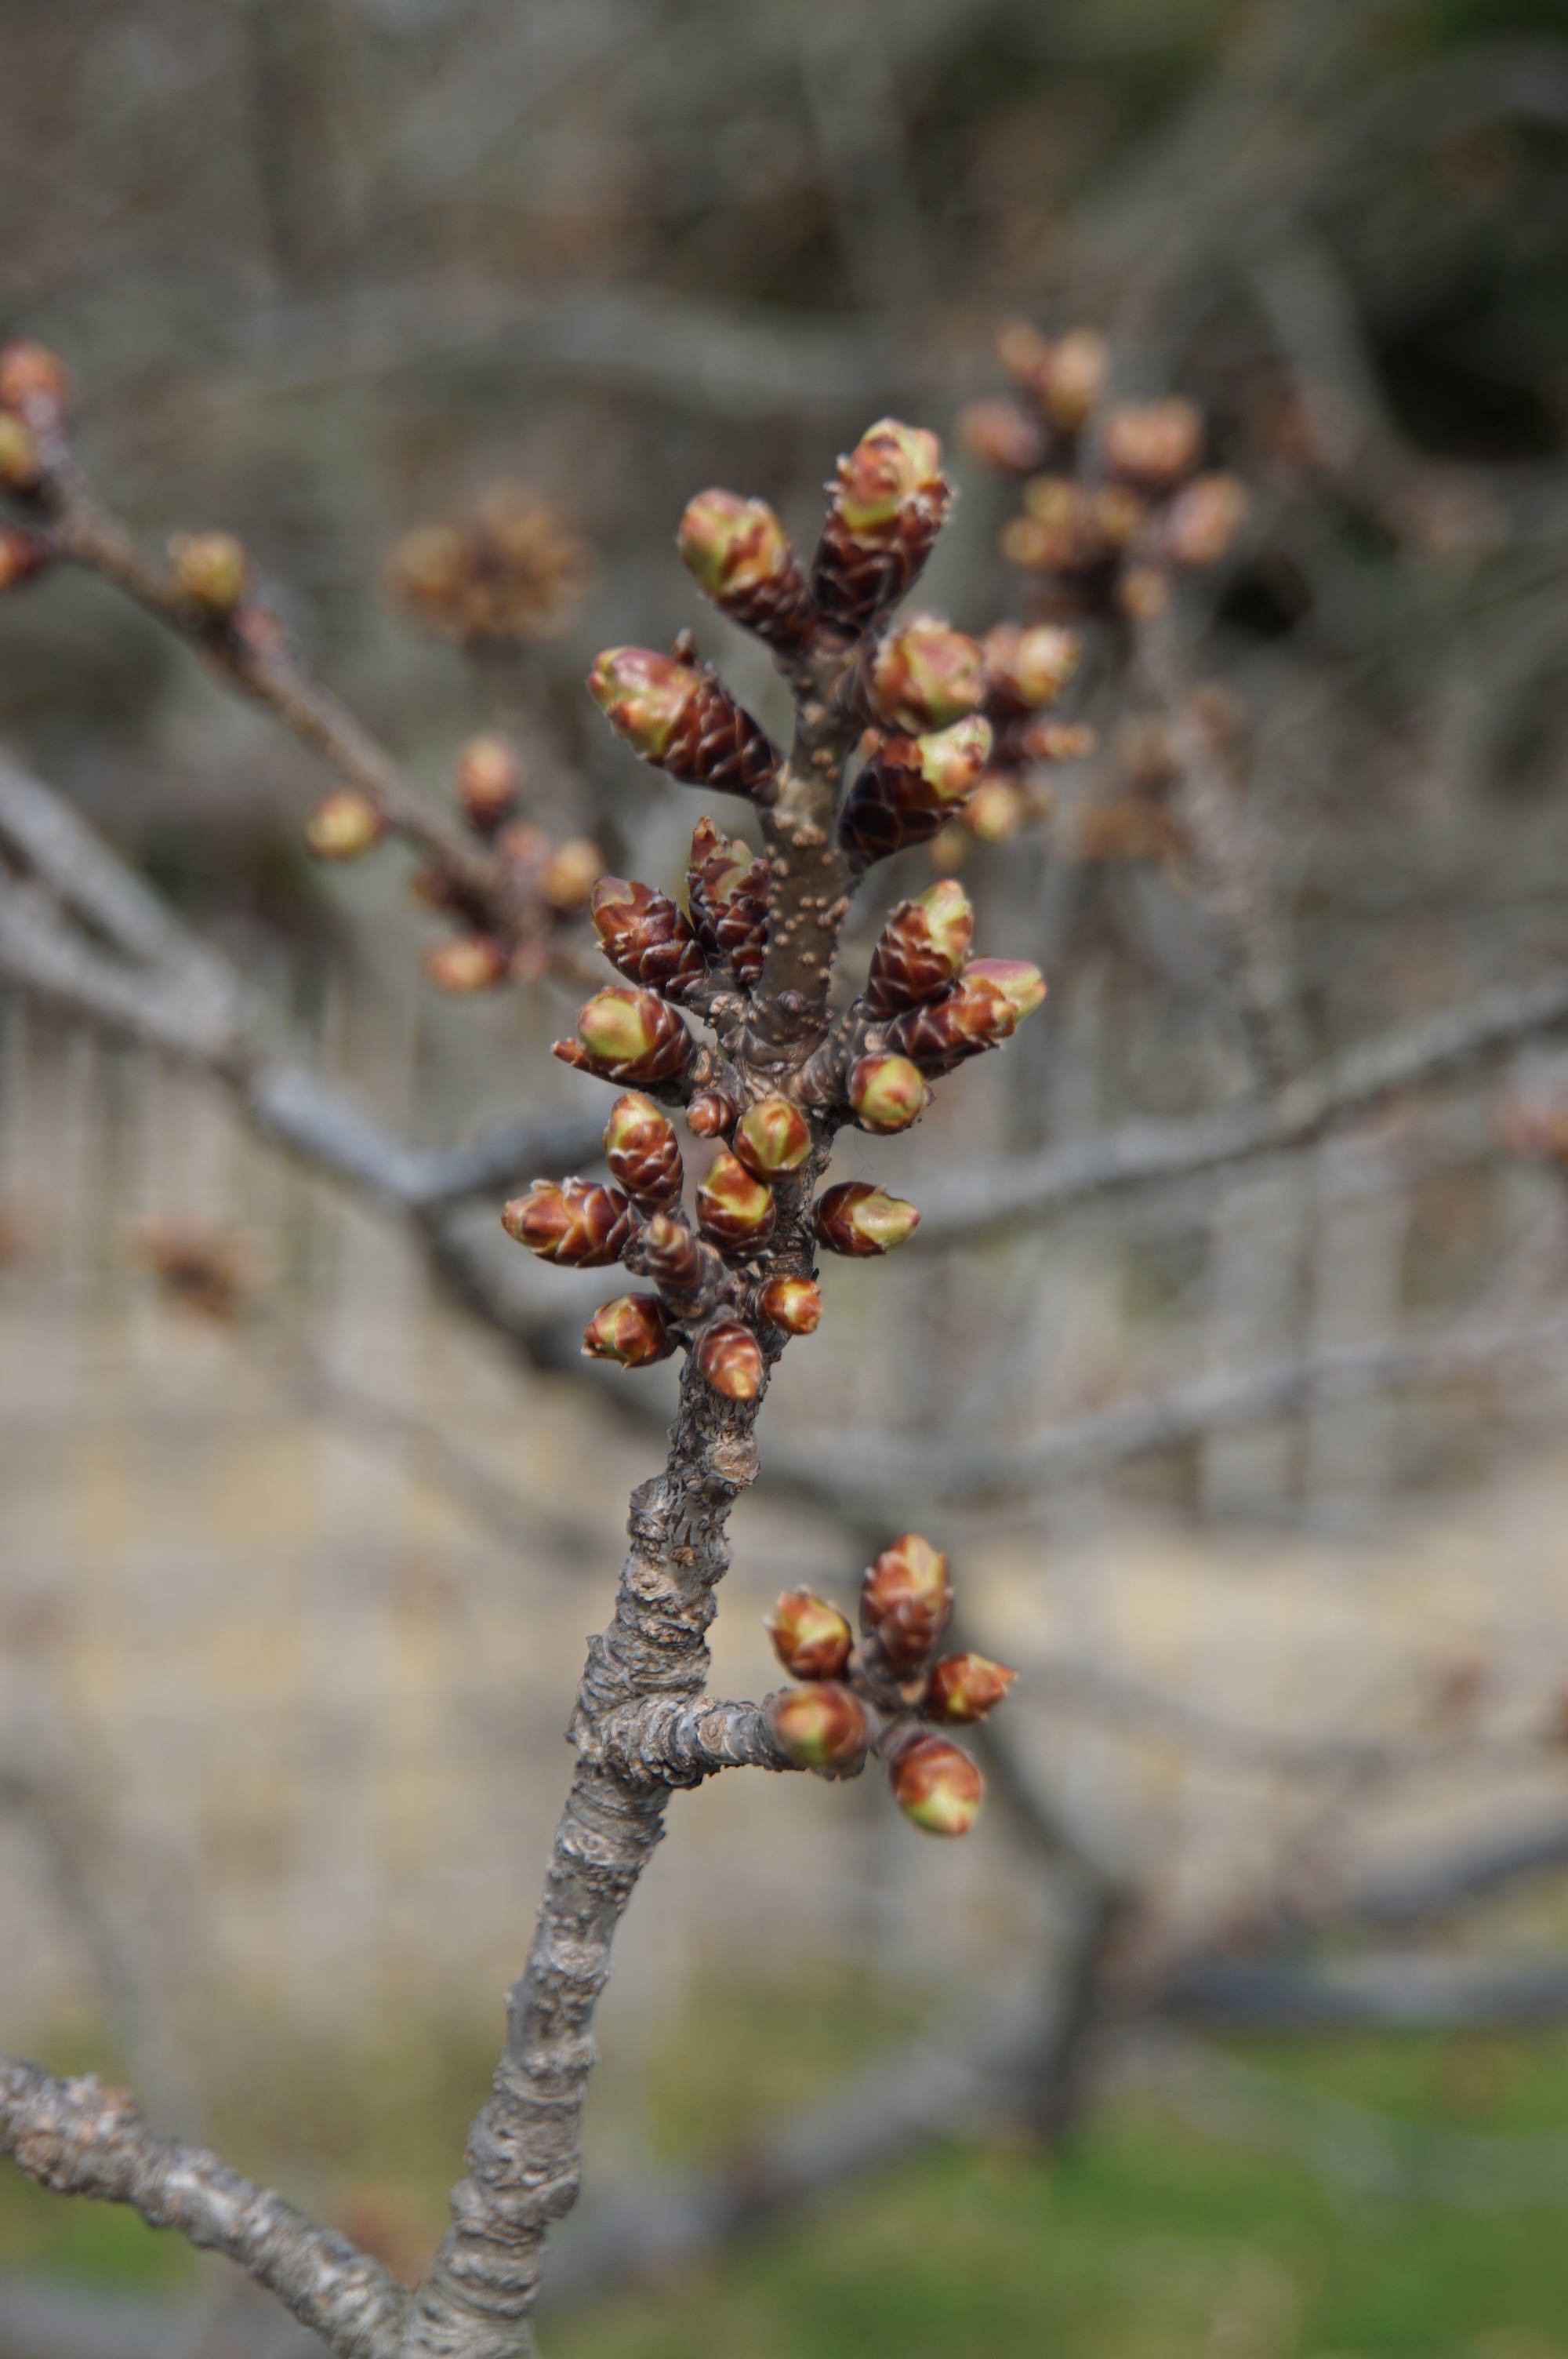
[
  {"left": 590, "top": 876, "right": 705, "bottom": 998},
  {"left": 500, "top": 1176, "right": 633, "bottom": 1267},
  {"left": 0, "top": 340, "right": 71, "bottom": 425},
  {"left": 1163, "top": 473, "right": 1248, "bottom": 569},
  {"left": 891, "top": 1735, "right": 983, "bottom": 1834},
  {"left": 638, "top": 1211, "right": 714, "bottom": 1305},
  {"left": 1040, "top": 328, "right": 1109, "bottom": 431},
  {"left": 966, "top": 957, "right": 1047, "bottom": 1020},
  {"left": 678, "top": 489, "right": 813, "bottom": 650},
  {"left": 0, "top": 528, "right": 56, "bottom": 594},
  {"left": 590, "top": 648, "right": 779, "bottom": 800},
  {"left": 867, "top": 878, "right": 974, "bottom": 1014},
  {"left": 757, "top": 1274, "right": 822, "bottom": 1336},
  {"left": 696, "top": 1150, "right": 776, "bottom": 1249},
  {"left": 588, "top": 646, "right": 699, "bottom": 761},
  {"left": 732, "top": 1096, "right": 812, "bottom": 1179},
  {"left": 455, "top": 733, "right": 522, "bottom": 831},
  {"left": 1102, "top": 398, "right": 1203, "bottom": 489},
  {"left": 767, "top": 1590, "right": 854, "bottom": 1681},
  {"left": 424, "top": 935, "right": 507, "bottom": 994},
  {"left": 687, "top": 1086, "right": 737, "bottom": 1139},
  {"left": 575, "top": 987, "right": 692, "bottom": 1083},
  {"left": 983, "top": 622, "right": 1083, "bottom": 713},
  {"left": 1118, "top": 565, "right": 1171, "bottom": 623},
  {"left": 914, "top": 714, "right": 993, "bottom": 803},
  {"left": 956, "top": 397, "right": 1046, "bottom": 474},
  {"left": 539, "top": 836, "right": 603, "bottom": 914},
  {"left": 814, "top": 419, "right": 951, "bottom": 637},
  {"left": 815, "top": 1181, "right": 920, "bottom": 1257},
  {"left": 0, "top": 415, "right": 41, "bottom": 494},
  {"left": 926, "top": 1652, "right": 1017, "bottom": 1724},
  {"left": 695, "top": 1318, "right": 765, "bottom": 1401},
  {"left": 835, "top": 418, "right": 945, "bottom": 533},
  {"left": 305, "top": 790, "right": 385, "bottom": 860},
  {"left": 849, "top": 1054, "right": 931, "bottom": 1135},
  {"left": 962, "top": 776, "right": 1025, "bottom": 842},
  {"left": 869, "top": 617, "right": 985, "bottom": 734},
  {"left": 771, "top": 1681, "right": 870, "bottom": 1772},
  {"left": 169, "top": 532, "right": 249, "bottom": 619},
  {"left": 862, "top": 1532, "right": 949, "bottom": 1632},
  {"left": 583, "top": 1292, "right": 676, "bottom": 1369},
  {"left": 604, "top": 1092, "right": 683, "bottom": 1211}
]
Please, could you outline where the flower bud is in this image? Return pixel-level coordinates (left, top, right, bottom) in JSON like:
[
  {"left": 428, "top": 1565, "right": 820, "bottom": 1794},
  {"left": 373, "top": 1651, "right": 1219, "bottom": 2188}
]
[
  {"left": 965, "top": 957, "right": 1047, "bottom": 1020},
  {"left": 169, "top": 532, "right": 249, "bottom": 619},
  {"left": 771, "top": 1681, "right": 870, "bottom": 1772},
  {"left": 455, "top": 732, "right": 522, "bottom": 831},
  {"left": 956, "top": 397, "right": 1046, "bottom": 475},
  {"left": 840, "top": 718, "right": 993, "bottom": 867},
  {"left": 732, "top": 1096, "right": 812, "bottom": 1179},
  {"left": 587, "top": 646, "right": 698, "bottom": 761},
  {"left": 678, "top": 489, "right": 813, "bottom": 650},
  {"left": 757, "top": 1274, "right": 822, "bottom": 1336},
  {"left": 925, "top": 1652, "right": 1017, "bottom": 1724},
  {"left": 696, "top": 1150, "right": 776, "bottom": 1249},
  {"left": 861, "top": 1531, "right": 949, "bottom": 1632},
  {"left": 914, "top": 714, "right": 993, "bottom": 804},
  {"left": 304, "top": 790, "right": 385, "bottom": 860},
  {"left": 590, "top": 876, "right": 706, "bottom": 998},
  {"left": 590, "top": 647, "right": 780, "bottom": 800},
  {"left": 1040, "top": 328, "right": 1109, "bottom": 432},
  {"left": 982, "top": 622, "right": 1083, "bottom": 713},
  {"left": 638, "top": 1210, "right": 719, "bottom": 1307},
  {"left": 815, "top": 1182, "right": 920, "bottom": 1257},
  {"left": 813, "top": 419, "right": 951, "bottom": 637},
  {"left": 886, "top": 961, "right": 1043, "bottom": 1071},
  {"left": 583, "top": 1292, "right": 676, "bottom": 1369},
  {"left": 1102, "top": 398, "right": 1203, "bottom": 489},
  {"left": 836, "top": 418, "right": 945, "bottom": 533},
  {"left": 961, "top": 776, "right": 1025, "bottom": 842},
  {"left": 866, "top": 878, "right": 974, "bottom": 1014},
  {"left": 604, "top": 1092, "right": 684, "bottom": 1211},
  {"left": 687, "top": 1086, "right": 737, "bottom": 1139},
  {"left": 424, "top": 935, "right": 508, "bottom": 993},
  {"left": 766, "top": 1590, "right": 854, "bottom": 1681},
  {"left": 0, "top": 414, "right": 42, "bottom": 494},
  {"left": 695, "top": 1318, "right": 765, "bottom": 1401},
  {"left": 500, "top": 1176, "right": 633, "bottom": 1267},
  {"left": 574, "top": 987, "right": 692, "bottom": 1083},
  {"left": 539, "top": 836, "right": 603, "bottom": 914},
  {"left": 687, "top": 816, "right": 769, "bottom": 980},
  {"left": 891, "top": 1735, "right": 983, "bottom": 1834},
  {"left": 0, "top": 528, "right": 56, "bottom": 594},
  {"left": 848, "top": 1054, "right": 931, "bottom": 1135},
  {"left": 0, "top": 340, "right": 71, "bottom": 425},
  {"left": 869, "top": 617, "right": 985, "bottom": 733},
  {"left": 1163, "top": 473, "right": 1248, "bottom": 569}
]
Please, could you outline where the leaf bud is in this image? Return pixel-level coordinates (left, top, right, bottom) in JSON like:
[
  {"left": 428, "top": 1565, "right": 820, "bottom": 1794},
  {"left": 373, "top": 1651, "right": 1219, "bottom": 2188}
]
[{"left": 766, "top": 1590, "right": 854, "bottom": 1681}]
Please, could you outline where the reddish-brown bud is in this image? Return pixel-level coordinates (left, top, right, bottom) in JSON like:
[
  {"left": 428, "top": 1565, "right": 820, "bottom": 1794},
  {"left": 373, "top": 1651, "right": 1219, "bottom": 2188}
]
[
  {"left": 638, "top": 1211, "right": 716, "bottom": 1306},
  {"left": 696, "top": 1150, "right": 776, "bottom": 1249},
  {"left": 1162, "top": 473, "right": 1249, "bottom": 569},
  {"left": 500, "top": 1176, "right": 634, "bottom": 1267},
  {"left": 848, "top": 1054, "right": 931, "bottom": 1135},
  {"left": 695, "top": 1318, "right": 765, "bottom": 1401},
  {"left": 982, "top": 622, "right": 1083, "bottom": 714},
  {"left": 572, "top": 987, "right": 693, "bottom": 1083},
  {"left": 424, "top": 935, "right": 508, "bottom": 994},
  {"left": 956, "top": 397, "right": 1047, "bottom": 475},
  {"left": 886, "top": 960, "right": 1043, "bottom": 1071},
  {"left": 455, "top": 732, "right": 522, "bottom": 831},
  {"left": 589, "top": 647, "right": 780, "bottom": 801},
  {"left": 0, "top": 415, "right": 42, "bottom": 494},
  {"left": 862, "top": 1531, "right": 949, "bottom": 1630},
  {"left": 732, "top": 1096, "right": 812, "bottom": 1179},
  {"left": 687, "top": 818, "right": 769, "bottom": 983},
  {"left": 539, "top": 837, "right": 603, "bottom": 914},
  {"left": 757, "top": 1274, "right": 822, "bottom": 1336},
  {"left": 815, "top": 1182, "right": 920, "bottom": 1257},
  {"left": 588, "top": 646, "right": 698, "bottom": 760},
  {"left": 604, "top": 1092, "right": 684, "bottom": 1211},
  {"left": 966, "top": 957, "right": 1047, "bottom": 1020},
  {"left": 866, "top": 878, "right": 974, "bottom": 1015},
  {"left": 766, "top": 1590, "right": 854, "bottom": 1681},
  {"left": 0, "top": 528, "right": 56, "bottom": 594},
  {"left": 1102, "top": 398, "right": 1203, "bottom": 489},
  {"left": 961, "top": 776, "right": 1026, "bottom": 842},
  {"left": 590, "top": 876, "right": 706, "bottom": 999},
  {"left": 0, "top": 341, "right": 71, "bottom": 425},
  {"left": 169, "top": 532, "right": 249, "bottom": 619},
  {"left": 868, "top": 617, "right": 985, "bottom": 734},
  {"left": 678, "top": 489, "right": 813, "bottom": 650},
  {"left": 925, "top": 1652, "right": 1017, "bottom": 1724},
  {"left": 687, "top": 1086, "right": 737, "bottom": 1139},
  {"left": 891, "top": 1735, "right": 983, "bottom": 1834},
  {"left": 813, "top": 418, "right": 951, "bottom": 638},
  {"left": 840, "top": 717, "right": 993, "bottom": 865},
  {"left": 304, "top": 790, "right": 385, "bottom": 860},
  {"left": 583, "top": 1292, "right": 676, "bottom": 1369},
  {"left": 771, "top": 1682, "right": 870, "bottom": 1772}
]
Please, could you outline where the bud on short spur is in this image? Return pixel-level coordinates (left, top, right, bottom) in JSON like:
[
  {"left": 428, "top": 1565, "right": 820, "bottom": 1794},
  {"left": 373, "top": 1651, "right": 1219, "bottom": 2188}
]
[
  {"left": 757, "top": 1274, "right": 822, "bottom": 1336},
  {"left": 961, "top": 776, "right": 1026, "bottom": 843},
  {"left": 866, "top": 878, "right": 974, "bottom": 1014},
  {"left": 812, "top": 417, "right": 950, "bottom": 638},
  {"left": 678, "top": 489, "right": 813, "bottom": 651},
  {"left": 732, "top": 1096, "right": 812, "bottom": 1180},
  {"left": 849, "top": 1054, "right": 931, "bottom": 1135},
  {"left": 424, "top": 934, "right": 508, "bottom": 994},
  {"left": 590, "top": 876, "right": 706, "bottom": 999},
  {"left": 839, "top": 715, "right": 993, "bottom": 866},
  {"left": 0, "top": 414, "right": 42, "bottom": 495},
  {"left": 982, "top": 622, "right": 1083, "bottom": 714},
  {"left": 868, "top": 616, "right": 985, "bottom": 734},
  {"left": 583, "top": 1292, "right": 676, "bottom": 1369},
  {"left": 815, "top": 1182, "right": 920, "bottom": 1258},
  {"left": 887, "top": 958, "right": 1044, "bottom": 1071},
  {"left": 862, "top": 1531, "right": 949, "bottom": 1636},
  {"left": 695, "top": 1318, "right": 765, "bottom": 1401},
  {"left": 304, "top": 789, "right": 385, "bottom": 860},
  {"left": 696, "top": 1150, "right": 776, "bottom": 1249},
  {"left": 1102, "top": 398, "right": 1203, "bottom": 490},
  {"left": 0, "top": 528, "right": 56, "bottom": 594},
  {"left": 589, "top": 646, "right": 780, "bottom": 801},
  {"left": 1162, "top": 473, "right": 1249, "bottom": 569},
  {"left": 539, "top": 836, "right": 603, "bottom": 914},
  {"left": 687, "top": 818, "right": 769, "bottom": 984},
  {"left": 967, "top": 957, "right": 1047, "bottom": 1021},
  {"left": 891, "top": 1735, "right": 983, "bottom": 1835},
  {"left": 568, "top": 986, "right": 693, "bottom": 1084},
  {"left": 956, "top": 397, "right": 1046, "bottom": 476},
  {"left": 455, "top": 732, "right": 522, "bottom": 832},
  {"left": 501, "top": 1176, "right": 634, "bottom": 1267},
  {"left": 604, "top": 1092, "right": 684, "bottom": 1211},
  {"left": 767, "top": 1590, "right": 854, "bottom": 1681},
  {"left": 925, "top": 1652, "right": 1017, "bottom": 1724},
  {"left": 169, "top": 531, "right": 249, "bottom": 620},
  {"left": 0, "top": 340, "right": 71, "bottom": 426},
  {"left": 771, "top": 1681, "right": 870, "bottom": 1773},
  {"left": 687, "top": 1085, "right": 738, "bottom": 1139}
]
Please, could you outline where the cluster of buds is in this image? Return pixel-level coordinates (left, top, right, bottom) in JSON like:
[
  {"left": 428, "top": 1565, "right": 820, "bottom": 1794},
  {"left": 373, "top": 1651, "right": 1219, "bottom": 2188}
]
[
  {"left": 766, "top": 1533, "right": 1015, "bottom": 1834},
  {"left": 387, "top": 482, "right": 591, "bottom": 649}
]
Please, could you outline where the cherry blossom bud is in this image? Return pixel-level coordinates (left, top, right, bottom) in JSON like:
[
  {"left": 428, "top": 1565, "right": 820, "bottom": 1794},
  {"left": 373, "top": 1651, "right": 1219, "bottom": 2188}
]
[
  {"left": 0, "top": 528, "right": 55, "bottom": 594},
  {"left": 866, "top": 879, "right": 974, "bottom": 1014},
  {"left": 583, "top": 1292, "right": 676, "bottom": 1369},
  {"left": 304, "top": 790, "right": 385, "bottom": 860},
  {"left": 840, "top": 717, "right": 993, "bottom": 866},
  {"left": 849, "top": 1054, "right": 931, "bottom": 1135},
  {"left": 589, "top": 647, "right": 780, "bottom": 800},
  {"left": 1040, "top": 328, "right": 1109, "bottom": 431},
  {"left": 757, "top": 1274, "right": 822, "bottom": 1336},
  {"left": 771, "top": 1681, "right": 870, "bottom": 1772},
  {"left": 455, "top": 732, "right": 522, "bottom": 831},
  {"left": 766, "top": 1590, "right": 854, "bottom": 1681},
  {"left": 956, "top": 397, "right": 1046, "bottom": 475},
  {"left": 869, "top": 617, "right": 985, "bottom": 733},
  {"left": 696, "top": 1150, "right": 776, "bottom": 1249},
  {"left": 424, "top": 935, "right": 508, "bottom": 993},
  {"left": 891, "top": 1735, "right": 983, "bottom": 1834},
  {"left": 678, "top": 489, "right": 813, "bottom": 650},
  {"left": 966, "top": 957, "right": 1047, "bottom": 1020},
  {"left": 695, "top": 1318, "right": 765, "bottom": 1400},
  {"left": 539, "top": 837, "right": 603, "bottom": 914},
  {"left": 587, "top": 646, "right": 699, "bottom": 761},
  {"left": 572, "top": 987, "right": 692, "bottom": 1083},
  {"left": 835, "top": 419, "right": 945, "bottom": 533},
  {"left": 687, "top": 1086, "right": 737, "bottom": 1139},
  {"left": 961, "top": 776, "right": 1025, "bottom": 842},
  {"left": 815, "top": 1182, "right": 920, "bottom": 1257},
  {"left": 1163, "top": 473, "right": 1248, "bottom": 569},
  {"left": 638, "top": 1211, "right": 716, "bottom": 1306},
  {"left": 732, "top": 1096, "right": 812, "bottom": 1179},
  {"left": 1102, "top": 398, "right": 1203, "bottom": 489},
  {"left": 813, "top": 418, "right": 951, "bottom": 638},
  {"left": 604, "top": 1092, "right": 684, "bottom": 1211},
  {"left": 862, "top": 1529, "right": 948, "bottom": 1619},
  {"left": 0, "top": 415, "right": 41, "bottom": 494},
  {"left": 925, "top": 1652, "right": 1017, "bottom": 1724},
  {"left": 169, "top": 532, "right": 249, "bottom": 619},
  {"left": 982, "top": 623, "right": 1083, "bottom": 713},
  {"left": 501, "top": 1176, "right": 634, "bottom": 1267},
  {"left": 914, "top": 714, "right": 993, "bottom": 803},
  {"left": 590, "top": 876, "right": 706, "bottom": 998},
  {"left": 0, "top": 340, "right": 71, "bottom": 425}
]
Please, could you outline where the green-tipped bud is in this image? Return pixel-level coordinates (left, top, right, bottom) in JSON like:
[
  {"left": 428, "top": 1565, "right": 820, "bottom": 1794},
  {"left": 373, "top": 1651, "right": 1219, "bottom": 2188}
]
[
  {"left": 891, "top": 1735, "right": 983, "bottom": 1834},
  {"left": 815, "top": 1182, "right": 920, "bottom": 1258},
  {"left": 604, "top": 1092, "right": 683, "bottom": 1210},
  {"left": 169, "top": 531, "right": 249, "bottom": 619},
  {"left": 583, "top": 1292, "right": 676, "bottom": 1369},
  {"left": 732, "top": 1096, "right": 812, "bottom": 1179},
  {"left": 424, "top": 935, "right": 508, "bottom": 994},
  {"left": 680, "top": 489, "right": 792, "bottom": 600},
  {"left": 861, "top": 1532, "right": 949, "bottom": 1631},
  {"left": 866, "top": 878, "right": 975, "bottom": 1016},
  {"left": 766, "top": 1590, "right": 854, "bottom": 1681},
  {"left": 455, "top": 732, "right": 522, "bottom": 831},
  {"left": 588, "top": 646, "right": 699, "bottom": 761},
  {"left": 964, "top": 957, "right": 1046, "bottom": 1020},
  {"left": 982, "top": 622, "right": 1083, "bottom": 712},
  {"left": 869, "top": 616, "right": 985, "bottom": 734},
  {"left": 849, "top": 1054, "right": 931, "bottom": 1135},
  {"left": 757, "top": 1274, "right": 822, "bottom": 1336},
  {"left": 305, "top": 790, "right": 385, "bottom": 860},
  {"left": 836, "top": 419, "right": 945, "bottom": 533},
  {"left": 575, "top": 986, "right": 691, "bottom": 1082},
  {"left": 913, "top": 714, "right": 993, "bottom": 805},
  {"left": 696, "top": 1150, "right": 776, "bottom": 1249},
  {"left": 695, "top": 1318, "right": 765, "bottom": 1401},
  {"left": 925, "top": 1652, "right": 1017, "bottom": 1724},
  {"left": 771, "top": 1681, "right": 870, "bottom": 1772},
  {"left": 0, "top": 414, "right": 42, "bottom": 494},
  {"left": 500, "top": 1177, "right": 634, "bottom": 1267}
]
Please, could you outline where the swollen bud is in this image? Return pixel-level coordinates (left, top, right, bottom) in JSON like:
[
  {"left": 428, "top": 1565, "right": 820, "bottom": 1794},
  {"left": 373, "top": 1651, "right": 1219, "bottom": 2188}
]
[
  {"left": 866, "top": 878, "right": 974, "bottom": 1014},
  {"left": 695, "top": 1318, "right": 765, "bottom": 1401},
  {"left": 604, "top": 1092, "right": 684, "bottom": 1211},
  {"left": 590, "top": 876, "right": 706, "bottom": 999},
  {"left": 588, "top": 646, "right": 697, "bottom": 761},
  {"left": 589, "top": 647, "right": 780, "bottom": 801},
  {"left": 849, "top": 1054, "right": 931, "bottom": 1135},
  {"left": 840, "top": 717, "right": 993, "bottom": 866},
  {"left": 678, "top": 489, "right": 813, "bottom": 651},
  {"left": 687, "top": 1086, "right": 737, "bottom": 1139},
  {"left": 965, "top": 958, "right": 1047, "bottom": 1020},
  {"left": 815, "top": 1182, "right": 920, "bottom": 1257},
  {"left": 583, "top": 1292, "right": 676, "bottom": 1369},
  {"left": 169, "top": 532, "right": 249, "bottom": 620},
  {"left": 424, "top": 936, "right": 508, "bottom": 994},
  {"left": 1163, "top": 474, "right": 1248, "bottom": 569},
  {"left": 869, "top": 617, "right": 985, "bottom": 734},
  {"left": 1102, "top": 399, "right": 1203, "bottom": 489},
  {"left": 573, "top": 987, "right": 692, "bottom": 1083},
  {"left": 539, "top": 837, "right": 603, "bottom": 914},
  {"left": 891, "top": 1736, "right": 983, "bottom": 1835},
  {"left": 455, "top": 733, "right": 522, "bottom": 832},
  {"left": 305, "top": 790, "right": 385, "bottom": 860},
  {"left": 771, "top": 1682, "right": 870, "bottom": 1773},
  {"left": 500, "top": 1177, "right": 634, "bottom": 1267},
  {"left": 813, "top": 418, "right": 951, "bottom": 638},
  {"left": 732, "top": 1096, "right": 812, "bottom": 1179},
  {"left": 757, "top": 1274, "right": 822, "bottom": 1336},
  {"left": 926, "top": 1652, "right": 1017, "bottom": 1724},
  {"left": 862, "top": 1532, "right": 949, "bottom": 1630},
  {"left": 835, "top": 419, "right": 944, "bottom": 533},
  {"left": 696, "top": 1150, "right": 776, "bottom": 1249},
  {"left": 982, "top": 623, "right": 1083, "bottom": 713},
  {"left": 766, "top": 1590, "right": 854, "bottom": 1681}
]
